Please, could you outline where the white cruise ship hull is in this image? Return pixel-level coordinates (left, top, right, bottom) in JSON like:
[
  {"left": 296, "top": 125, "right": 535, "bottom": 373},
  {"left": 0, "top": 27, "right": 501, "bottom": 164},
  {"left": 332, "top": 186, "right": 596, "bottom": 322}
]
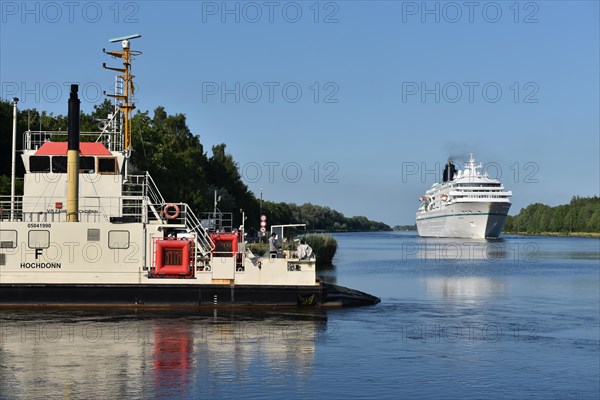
[{"left": 416, "top": 201, "right": 511, "bottom": 239}]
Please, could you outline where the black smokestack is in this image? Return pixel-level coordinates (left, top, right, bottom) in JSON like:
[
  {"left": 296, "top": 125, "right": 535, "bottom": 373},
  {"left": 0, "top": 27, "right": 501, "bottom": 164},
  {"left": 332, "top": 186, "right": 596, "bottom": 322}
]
[
  {"left": 443, "top": 161, "right": 456, "bottom": 182},
  {"left": 68, "top": 84, "right": 80, "bottom": 151}
]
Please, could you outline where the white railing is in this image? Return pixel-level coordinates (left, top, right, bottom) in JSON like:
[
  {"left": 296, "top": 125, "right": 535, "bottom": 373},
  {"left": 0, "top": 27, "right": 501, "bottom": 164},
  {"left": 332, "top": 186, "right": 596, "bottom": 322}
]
[
  {"left": 183, "top": 204, "right": 214, "bottom": 255},
  {"left": 144, "top": 172, "right": 165, "bottom": 206},
  {"left": 198, "top": 211, "right": 233, "bottom": 232},
  {"left": 0, "top": 195, "right": 147, "bottom": 223},
  {"left": 122, "top": 174, "right": 214, "bottom": 255},
  {"left": 24, "top": 130, "right": 120, "bottom": 151}
]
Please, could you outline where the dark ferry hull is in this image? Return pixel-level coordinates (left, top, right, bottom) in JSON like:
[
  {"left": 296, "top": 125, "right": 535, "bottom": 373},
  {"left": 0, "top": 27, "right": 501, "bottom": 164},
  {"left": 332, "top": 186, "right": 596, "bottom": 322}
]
[{"left": 0, "top": 283, "right": 380, "bottom": 308}]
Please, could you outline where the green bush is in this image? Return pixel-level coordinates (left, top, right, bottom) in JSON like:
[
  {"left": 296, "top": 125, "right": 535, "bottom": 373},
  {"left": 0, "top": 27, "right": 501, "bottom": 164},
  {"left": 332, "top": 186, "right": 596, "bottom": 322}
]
[
  {"left": 247, "top": 242, "right": 267, "bottom": 256},
  {"left": 304, "top": 234, "right": 337, "bottom": 266}
]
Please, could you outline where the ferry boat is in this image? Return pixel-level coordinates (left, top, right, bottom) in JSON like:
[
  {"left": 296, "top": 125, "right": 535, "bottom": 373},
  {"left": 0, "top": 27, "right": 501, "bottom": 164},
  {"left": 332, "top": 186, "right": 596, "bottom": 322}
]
[
  {"left": 416, "top": 155, "right": 512, "bottom": 238},
  {"left": 0, "top": 35, "right": 379, "bottom": 308}
]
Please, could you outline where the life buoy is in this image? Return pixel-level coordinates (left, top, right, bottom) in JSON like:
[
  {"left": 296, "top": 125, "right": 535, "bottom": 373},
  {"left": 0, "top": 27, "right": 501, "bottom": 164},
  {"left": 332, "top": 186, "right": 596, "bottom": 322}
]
[{"left": 163, "top": 203, "right": 180, "bottom": 219}]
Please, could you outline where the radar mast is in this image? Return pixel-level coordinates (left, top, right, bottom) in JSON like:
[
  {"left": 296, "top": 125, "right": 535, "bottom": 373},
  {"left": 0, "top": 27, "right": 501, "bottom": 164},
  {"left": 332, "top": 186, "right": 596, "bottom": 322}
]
[{"left": 102, "top": 34, "right": 142, "bottom": 176}]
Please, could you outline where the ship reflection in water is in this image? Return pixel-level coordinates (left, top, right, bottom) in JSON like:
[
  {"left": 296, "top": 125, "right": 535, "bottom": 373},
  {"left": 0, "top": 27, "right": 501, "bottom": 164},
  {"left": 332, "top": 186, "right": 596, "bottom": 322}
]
[
  {"left": 414, "top": 238, "right": 511, "bottom": 301},
  {"left": 413, "top": 238, "right": 514, "bottom": 263},
  {"left": 424, "top": 277, "right": 507, "bottom": 300},
  {"left": 152, "top": 321, "right": 195, "bottom": 397},
  {"left": 0, "top": 310, "right": 328, "bottom": 398}
]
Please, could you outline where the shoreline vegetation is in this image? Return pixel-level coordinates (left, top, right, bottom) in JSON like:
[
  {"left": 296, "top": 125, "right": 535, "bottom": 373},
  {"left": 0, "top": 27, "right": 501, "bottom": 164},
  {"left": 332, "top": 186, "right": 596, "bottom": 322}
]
[
  {"left": 504, "top": 231, "right": 600, "bottom": 238},
  {"left": 0, "top": 100, "right": 390, "bottom": 233},
  {"left": 392, "top": 224, "right": 417, "bottom": 231},
  {"left": 503, "top": 196, "right": 600, "bottom": 236}
]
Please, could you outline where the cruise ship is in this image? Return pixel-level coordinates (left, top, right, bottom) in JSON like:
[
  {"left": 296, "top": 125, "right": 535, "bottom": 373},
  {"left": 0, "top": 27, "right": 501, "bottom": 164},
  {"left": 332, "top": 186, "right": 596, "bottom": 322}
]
[{"left": 416, "top": 155, "right": 512, "bottom": 238}]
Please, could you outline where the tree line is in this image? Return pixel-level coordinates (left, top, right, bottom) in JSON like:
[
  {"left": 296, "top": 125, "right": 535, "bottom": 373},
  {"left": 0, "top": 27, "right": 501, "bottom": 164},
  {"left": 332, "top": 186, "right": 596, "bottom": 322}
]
[
  {"left": 392, "top": 224, "right": 417, "bottom": 231},
  {"left": 503, "top": 196, "right": 600, "bottom": 234},
  {"left": 0, "top": 99, "right": 391, "bottom": 233}
]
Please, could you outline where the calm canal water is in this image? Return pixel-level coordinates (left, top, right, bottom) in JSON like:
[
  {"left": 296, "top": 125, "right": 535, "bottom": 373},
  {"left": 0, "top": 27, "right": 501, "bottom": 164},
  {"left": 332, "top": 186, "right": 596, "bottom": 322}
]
[{"left": 0, "top": 232, "right": 598, "bottom": 399}]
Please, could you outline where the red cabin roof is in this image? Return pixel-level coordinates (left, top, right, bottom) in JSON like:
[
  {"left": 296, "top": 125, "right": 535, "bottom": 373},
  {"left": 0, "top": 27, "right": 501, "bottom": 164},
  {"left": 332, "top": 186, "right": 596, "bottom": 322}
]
[{"left": 34, "top": 142, "right": 112, "bottom": 156}]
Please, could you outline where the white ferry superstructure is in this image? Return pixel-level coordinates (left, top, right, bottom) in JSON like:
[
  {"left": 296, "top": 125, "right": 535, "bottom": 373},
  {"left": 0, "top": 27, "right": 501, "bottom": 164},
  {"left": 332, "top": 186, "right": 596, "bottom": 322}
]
[{"left": 416, "top": 155, "right": 512, "bottom": 239}]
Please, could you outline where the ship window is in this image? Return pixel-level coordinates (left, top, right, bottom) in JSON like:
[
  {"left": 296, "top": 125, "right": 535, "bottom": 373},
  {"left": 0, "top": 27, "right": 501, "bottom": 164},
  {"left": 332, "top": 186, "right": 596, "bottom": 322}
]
[
  {"left": 0, "top": 230, "right": 17, "bottom": 248},
  {"left": 51, "top": 156, "right": 96, "bottom": 173},
  {"left": 52, "top": 156, "right": 68, "bottom": 173},
  {"left": 28, "top": 230, "right": 50, "bottom": 249},
  {"left": 108, "top": 230, "right": 129, "bottom": 249},
  {"left": 0, "top": 254, "right": 5, "bottom": 266},
  {"left": 80, "top": 157, "right": 95, "bottom": 173},
  {"left": 98, "top": 158, "right": 118, "bottom": 174},
  {"left": 87, "top": 229, "right": 100, "bottom": 241},
  {"left": 30, "top": 156, "right": 51, "bottom": 172}
]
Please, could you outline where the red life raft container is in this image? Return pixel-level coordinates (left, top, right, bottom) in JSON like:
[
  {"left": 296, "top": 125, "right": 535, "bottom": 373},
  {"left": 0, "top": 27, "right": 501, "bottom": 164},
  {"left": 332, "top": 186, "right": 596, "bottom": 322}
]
[
  {"left": 209, "top": 232, "right": 239, "bottom": 257},
  {"left": 154, "top": 239, "right": 193, "bottom": 277}
]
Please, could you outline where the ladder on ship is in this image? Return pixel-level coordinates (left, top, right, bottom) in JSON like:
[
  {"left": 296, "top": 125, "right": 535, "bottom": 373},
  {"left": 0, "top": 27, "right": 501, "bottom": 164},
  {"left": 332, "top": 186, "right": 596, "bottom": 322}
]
[
  {"left": 122, "top": 173, "right": 163, "bottom": 222},
  {"left": 122, "top": 173, "right": 214, "bottom": 256}
]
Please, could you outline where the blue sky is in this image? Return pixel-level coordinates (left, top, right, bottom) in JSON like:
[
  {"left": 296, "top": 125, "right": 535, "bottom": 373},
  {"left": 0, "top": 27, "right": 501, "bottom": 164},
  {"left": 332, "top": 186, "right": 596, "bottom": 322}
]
[{"left": 1, "top": 1, "right": 598, "bottom": 225}]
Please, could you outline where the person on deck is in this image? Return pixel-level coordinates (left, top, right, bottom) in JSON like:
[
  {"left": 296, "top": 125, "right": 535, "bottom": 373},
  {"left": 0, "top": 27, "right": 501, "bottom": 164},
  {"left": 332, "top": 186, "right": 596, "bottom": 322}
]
[
  {"left": 269, "top": 233, "right": 280, "bottom": 258},
  {"left": 297, "top": 240, "right": 314, "bottom": 260}
]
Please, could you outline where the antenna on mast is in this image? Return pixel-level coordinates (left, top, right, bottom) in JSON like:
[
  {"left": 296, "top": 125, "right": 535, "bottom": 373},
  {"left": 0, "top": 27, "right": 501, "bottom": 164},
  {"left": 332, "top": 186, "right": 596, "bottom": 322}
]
[
  {"left": 102, "top": 34, "right": 142, "bottom": 168},
  {"left": 109, "top": 33, "right": 142, "bottom": 43}
]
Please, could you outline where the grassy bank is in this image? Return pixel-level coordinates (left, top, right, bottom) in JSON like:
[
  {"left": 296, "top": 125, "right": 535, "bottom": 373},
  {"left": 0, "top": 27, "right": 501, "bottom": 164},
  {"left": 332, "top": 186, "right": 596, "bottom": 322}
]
[{"left": 504, "top": 231, "right": 600, "bottom": 238}]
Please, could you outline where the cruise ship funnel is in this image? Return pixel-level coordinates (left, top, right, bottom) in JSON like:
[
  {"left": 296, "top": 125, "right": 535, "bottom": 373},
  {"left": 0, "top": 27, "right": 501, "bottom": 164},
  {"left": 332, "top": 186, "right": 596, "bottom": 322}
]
[{"left": 442, "top": 161, "right": 456, "bottom": 182}]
